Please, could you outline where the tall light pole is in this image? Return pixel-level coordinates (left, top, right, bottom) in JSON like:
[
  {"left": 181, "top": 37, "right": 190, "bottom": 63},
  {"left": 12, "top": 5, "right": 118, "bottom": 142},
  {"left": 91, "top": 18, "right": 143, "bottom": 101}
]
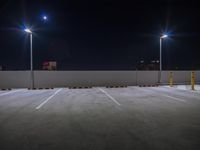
[
  {"left": 159, "top": 34, "right": 168, "bottom": 84},
  {"left": 24, "top": 28, "right": 34, "bottom": 89}
]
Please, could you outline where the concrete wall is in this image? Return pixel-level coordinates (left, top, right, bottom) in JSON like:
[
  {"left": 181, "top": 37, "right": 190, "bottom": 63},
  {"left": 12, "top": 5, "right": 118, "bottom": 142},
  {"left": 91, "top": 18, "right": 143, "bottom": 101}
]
[
  {"left": 0, "top": 71, "right": 30, "bottom": 88},
  {"left": 34, "top": 71, "right": 137, "bottom": 87},
  {"left": 161, "top": 71, "right": 192, "bottom": 84},
  {"left": 196, "top": 71, "right": 200, "bottom": 84},
  {"left": 0, "top": 71, "right": 199, "bottom": 88}
]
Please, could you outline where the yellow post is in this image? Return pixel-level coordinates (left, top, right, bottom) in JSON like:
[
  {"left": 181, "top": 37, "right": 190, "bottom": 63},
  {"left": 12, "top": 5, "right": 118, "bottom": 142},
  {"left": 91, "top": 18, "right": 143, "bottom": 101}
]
[
  {"left": 169, "top": 72, "right": 173, "bottom": 87},
  {"left": 191, "top": 71, "right": 195, "bottom": 90}
]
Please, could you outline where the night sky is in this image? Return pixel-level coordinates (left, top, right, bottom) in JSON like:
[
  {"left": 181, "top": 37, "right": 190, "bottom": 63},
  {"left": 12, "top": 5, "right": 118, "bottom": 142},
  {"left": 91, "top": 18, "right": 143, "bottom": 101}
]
[{"left": 0, "top": 0, "right": 200, "bottom": 70}]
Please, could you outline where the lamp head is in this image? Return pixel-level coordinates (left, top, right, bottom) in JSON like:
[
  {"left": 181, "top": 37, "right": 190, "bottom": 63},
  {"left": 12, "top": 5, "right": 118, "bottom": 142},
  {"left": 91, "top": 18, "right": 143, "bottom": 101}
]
[
  {"left": 161, "top": 34, "right": 168, "bottom": 39},
  {"left": 24, "top": 28, "right": 32, "bottom": 33}
]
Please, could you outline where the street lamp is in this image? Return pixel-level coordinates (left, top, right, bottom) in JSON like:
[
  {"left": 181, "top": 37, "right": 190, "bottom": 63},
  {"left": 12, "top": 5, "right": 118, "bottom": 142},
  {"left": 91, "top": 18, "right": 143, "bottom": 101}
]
[
  {"left": 159, "top": 34, "right": 168, "bottom": 84},
  {"left": 24, "top": 28, "right": 34, "bottom": 89}
]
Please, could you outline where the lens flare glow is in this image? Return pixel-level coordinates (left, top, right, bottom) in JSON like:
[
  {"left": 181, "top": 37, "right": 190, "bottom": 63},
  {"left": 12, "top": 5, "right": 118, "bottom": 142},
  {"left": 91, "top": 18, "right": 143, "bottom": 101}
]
[
  {"left": 43, "top": 16, "right": 47, "bottom": 20},
  {"left": 24, "top": 28, "right": 32, "bottom": 33},
  {"left": 161, "top": 34, "right": 168, "bottom": 38}
]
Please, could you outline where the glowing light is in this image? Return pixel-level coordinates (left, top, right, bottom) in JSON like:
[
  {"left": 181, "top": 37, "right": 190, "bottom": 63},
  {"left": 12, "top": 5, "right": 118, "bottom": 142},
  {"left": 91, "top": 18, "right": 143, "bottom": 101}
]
[
  {"left": 24, "top": 28, "right": 32, "bottom": 33},
  {"left": 43, "top": 16, "right": 47, "bottom": 20},
  {"left": 161, "top": 34, "right": 168, "bottom": 39}
]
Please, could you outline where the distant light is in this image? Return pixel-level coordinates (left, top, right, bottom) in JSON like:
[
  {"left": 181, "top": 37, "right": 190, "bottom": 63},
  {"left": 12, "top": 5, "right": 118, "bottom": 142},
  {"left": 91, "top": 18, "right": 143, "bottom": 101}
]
[
  {"left": 43, "top": 16, "right": 48, "bottom": 20},
  {"left": 140, "top": 60, "right": 144, "bottom": 63},
  {"left": 24, "top": 28, "right": 32, "bottom": 33},
  {"left": 161, "top": 34, "right": 168, "bottom": 39}
]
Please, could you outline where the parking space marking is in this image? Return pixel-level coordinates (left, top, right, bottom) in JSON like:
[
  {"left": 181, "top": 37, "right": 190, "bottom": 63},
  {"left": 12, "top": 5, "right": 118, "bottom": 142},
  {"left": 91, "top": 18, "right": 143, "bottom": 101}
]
[
  {"left": 98, "top": 88, "right": 121, "bottom": 106},
  {"left": 36, "top": 88, "right": 62, "bottom": 110},
  {"left": 162, "top": 95, "right": 186, "bottom": 102},
  {"left": 134, "top": 87, "right": 186, "bottom": 102},
  {"left": 0, "top": 89, "right": 25, "bottom": 97}
]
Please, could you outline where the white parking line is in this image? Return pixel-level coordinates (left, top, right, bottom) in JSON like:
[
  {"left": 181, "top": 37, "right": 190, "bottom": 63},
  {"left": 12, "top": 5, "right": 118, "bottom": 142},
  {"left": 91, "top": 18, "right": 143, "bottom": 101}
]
[
  {"left": 36, "top": 88, "right": 62, "bottom": 110},
  {"left": 98, "top": 88, "right": 121, "bottom": 106},
  {"left": 134, "top": 87, "right": 186, "bottom": 102},
  {"left": 0, "top": 89, "right": 25, "bottom": 96},
  {"left": 162, "top": 95, "right": 186, "bottom": 102}
]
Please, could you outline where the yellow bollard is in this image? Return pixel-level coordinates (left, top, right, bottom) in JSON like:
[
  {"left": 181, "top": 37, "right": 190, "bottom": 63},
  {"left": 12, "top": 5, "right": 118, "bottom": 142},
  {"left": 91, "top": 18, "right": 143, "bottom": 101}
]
[
  {"left": 191, "top": 71, "right": 195, "bottom": 90},
  {"left": 169, "top": 72, "right": 173, "bottom": 87}
]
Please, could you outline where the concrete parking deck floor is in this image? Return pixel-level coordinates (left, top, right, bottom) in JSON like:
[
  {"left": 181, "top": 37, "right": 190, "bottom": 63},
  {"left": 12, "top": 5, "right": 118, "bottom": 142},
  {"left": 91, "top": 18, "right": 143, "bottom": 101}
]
[{"left": 0, "top": 86, "right": 200, "bottom": 150}]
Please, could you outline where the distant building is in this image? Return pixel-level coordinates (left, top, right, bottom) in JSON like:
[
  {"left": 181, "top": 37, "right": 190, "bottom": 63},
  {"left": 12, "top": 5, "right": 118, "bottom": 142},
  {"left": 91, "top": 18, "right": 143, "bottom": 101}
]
[
  {"left": 136, "top": 60, "right": 159, "bottom": 70},
  {"left": 42, "top": 61, "right": 57, "bottom": 70},
  {"left": 0, "top": 66, "right": 2, "bottom": 71}
]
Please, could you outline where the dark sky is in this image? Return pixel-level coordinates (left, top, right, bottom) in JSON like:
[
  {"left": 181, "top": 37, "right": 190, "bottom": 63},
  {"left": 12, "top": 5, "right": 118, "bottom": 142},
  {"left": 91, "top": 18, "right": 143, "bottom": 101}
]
[{"left": 0, "top": 0, "right": 200, "bottom": 70}]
